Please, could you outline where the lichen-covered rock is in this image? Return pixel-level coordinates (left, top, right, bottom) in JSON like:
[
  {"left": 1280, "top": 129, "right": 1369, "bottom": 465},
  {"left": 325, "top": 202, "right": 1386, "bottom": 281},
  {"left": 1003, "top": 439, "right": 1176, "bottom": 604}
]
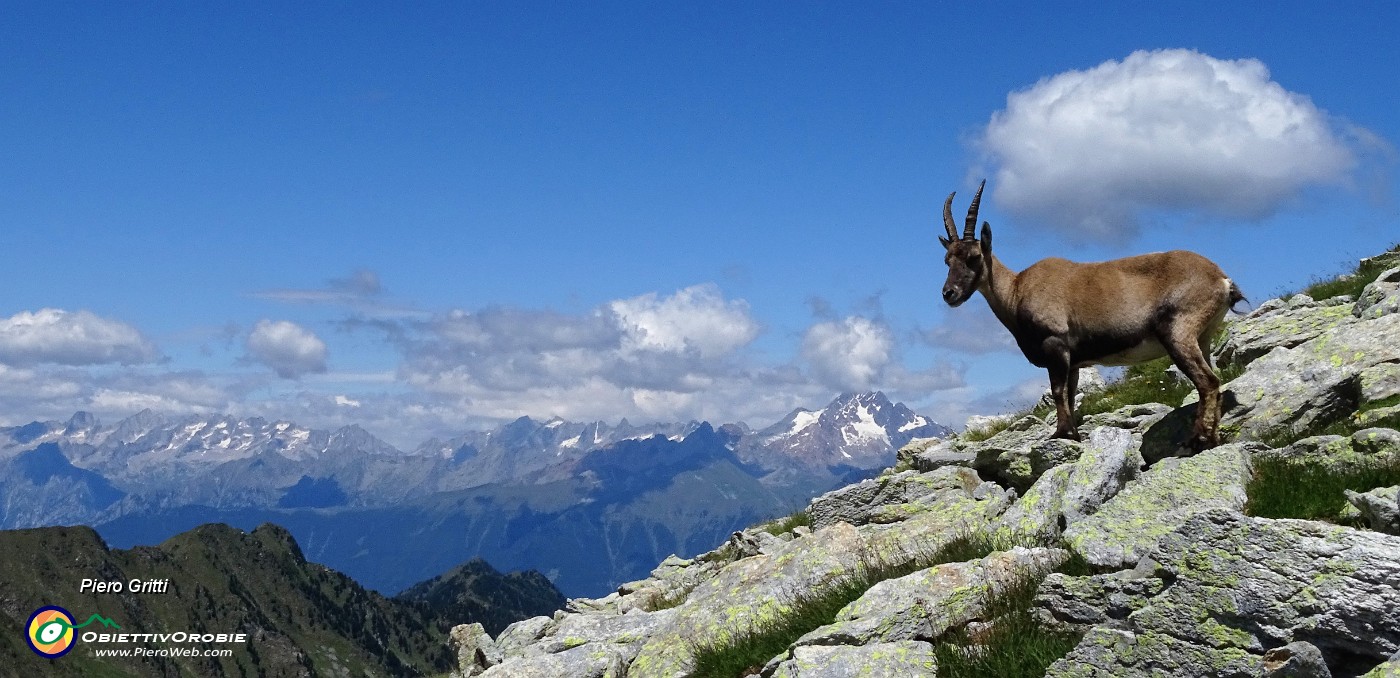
[
  {"left": 479, "top": 643, "right": 628, "bottom": 678},
  {"left": 1218, "top": 313, "right": 1400, "bottom": 442},
  {"left": 1034, "top": 570, "right": 1166, "bottom": 633},
  {"left": 1360, "top": 362, "right": 1400, "bottom": 405},
  {"left": 495, "top": 616, "right": 555, "bottom": 661},
  {"left": 1346, "top": 485, "right": 1400, "bottom": 535},
  {"left": 1254, "top": 429, "right": 1400, "bottom": 472},
  {"left": 995, "top": 427, "right": 1143, "bottom": 541},
  {"left": 788, "top": 547, "right": 1067, "bottom": 649},
  {"left": 627, "top": 479, "right": 1011, "bottom": 678},
  {"left": 1362, "top": 650, "right": 1400, "bottom": 677},
  {"left": 1047, "top": 509, "right": 1400, "bottom": 677},
  {"left": 1215, "top": 299, "right": 1356, "bottom": 369},
  {"left": 1063, "top": 444, "right": 1252, "bottom": 569},
  {"left": 450, "top": 623, "right": 502, "bottom": 677},
  {"left": 1081, "top": 403, "right": 1172, "bottom": 432},
  {"left": 807, "top": 466, "right": 980, "bottom": 529},
  {"left": 897, "top": 437, "right": 976, "bottom": 472},
  {"left": 768, "top": 641, "right": 938, "bottom": 677},
  {"left": 1261, "top": 641, "right": 1333, "bottom": 678},
  {"left": 1354, "top": 266, "right": 1400, "bottom": 319}
]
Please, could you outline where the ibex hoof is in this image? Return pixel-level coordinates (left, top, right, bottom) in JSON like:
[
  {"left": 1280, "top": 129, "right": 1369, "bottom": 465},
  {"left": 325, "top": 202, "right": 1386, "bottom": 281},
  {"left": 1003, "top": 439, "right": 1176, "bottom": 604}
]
[
  {"left": 1187, "top": 433, "right": 1221, "bottom": 453},
  {"left": 1051, "top": 429, "right": 1082, "bottom": 442}
]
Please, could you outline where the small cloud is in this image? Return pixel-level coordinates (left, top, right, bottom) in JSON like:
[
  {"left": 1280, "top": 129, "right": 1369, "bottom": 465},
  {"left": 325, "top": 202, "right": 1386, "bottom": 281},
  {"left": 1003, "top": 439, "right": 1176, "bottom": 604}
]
[
  {"left": 609, "top": 284, "right": 760, "bottom": 358},
  {"left": 333, "top": 394, "right": 362, "bottom": 407},
  {"left": 801, "top": 316, "right": 893, "bottom": 391},
  {"left": 245, "top": 320, "right": 328, "bottom": 379},
  {"left": 979, "top": 48, "right": 1383, "bottom": 240},
  {"left": 0, "top": 308, "right": 159, "bottom": 366}
]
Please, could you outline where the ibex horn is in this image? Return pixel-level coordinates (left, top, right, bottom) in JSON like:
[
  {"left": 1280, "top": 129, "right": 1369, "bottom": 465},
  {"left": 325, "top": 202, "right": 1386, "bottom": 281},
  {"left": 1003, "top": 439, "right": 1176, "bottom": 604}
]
[
  {"left": 963, "top": 179, "right": 985, "bottom": 240},
  {"left": 942, "top": 192, "right": 958, "bottom": 241}
]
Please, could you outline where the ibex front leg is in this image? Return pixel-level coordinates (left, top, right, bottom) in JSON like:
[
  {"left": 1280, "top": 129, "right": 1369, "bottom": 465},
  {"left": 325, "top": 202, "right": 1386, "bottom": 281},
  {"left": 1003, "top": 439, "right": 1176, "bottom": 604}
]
[{"left": 1046, "top": 341, "right": 1081, "bottom": 441}]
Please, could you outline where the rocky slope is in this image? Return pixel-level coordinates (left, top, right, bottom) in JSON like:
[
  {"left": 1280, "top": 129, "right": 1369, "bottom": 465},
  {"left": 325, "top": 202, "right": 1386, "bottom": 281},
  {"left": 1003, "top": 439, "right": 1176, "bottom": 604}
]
[{"left": 446, "top": 249, "right": 1400, "bottom": 677}]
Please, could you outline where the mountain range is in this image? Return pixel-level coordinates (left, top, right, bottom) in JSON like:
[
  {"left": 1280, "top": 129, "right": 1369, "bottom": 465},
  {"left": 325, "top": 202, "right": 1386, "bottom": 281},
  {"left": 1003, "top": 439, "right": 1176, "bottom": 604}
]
[{"left": 0, "top": 392, "right": 950, "bottom": 597}]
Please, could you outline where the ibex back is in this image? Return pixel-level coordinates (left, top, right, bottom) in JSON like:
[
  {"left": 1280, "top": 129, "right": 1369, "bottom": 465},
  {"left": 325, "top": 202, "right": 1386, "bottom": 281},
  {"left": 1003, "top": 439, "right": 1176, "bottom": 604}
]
[{"left": 938, "top": 180, "right": 1244, "bottom": 452}]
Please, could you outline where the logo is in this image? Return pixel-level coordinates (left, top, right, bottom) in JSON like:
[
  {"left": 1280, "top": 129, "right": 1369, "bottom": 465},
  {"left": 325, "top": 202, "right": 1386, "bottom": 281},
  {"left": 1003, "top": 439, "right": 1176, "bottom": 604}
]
[{"left": 25, "top": 606, "right": 120, "bottom": 659}]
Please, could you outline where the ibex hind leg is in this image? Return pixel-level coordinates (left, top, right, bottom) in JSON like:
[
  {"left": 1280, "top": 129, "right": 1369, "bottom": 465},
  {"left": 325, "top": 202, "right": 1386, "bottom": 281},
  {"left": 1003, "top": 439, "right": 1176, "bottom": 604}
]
[{"left": 1163, "top": 326, "right": 1222, "bottom": 452}]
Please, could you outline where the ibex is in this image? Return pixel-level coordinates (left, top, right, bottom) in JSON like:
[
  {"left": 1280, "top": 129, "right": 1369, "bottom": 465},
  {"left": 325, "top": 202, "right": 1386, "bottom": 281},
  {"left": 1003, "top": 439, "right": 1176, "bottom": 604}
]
[{"left": 938, "top": 180, "right": 1244, "bottom": 451}]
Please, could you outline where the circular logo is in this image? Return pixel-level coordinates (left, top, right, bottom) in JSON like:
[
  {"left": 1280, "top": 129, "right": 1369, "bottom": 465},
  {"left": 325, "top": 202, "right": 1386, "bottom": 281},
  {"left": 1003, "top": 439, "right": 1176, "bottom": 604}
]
[{"left": 26, "top": 606, "right": 76, "bottom": 658}]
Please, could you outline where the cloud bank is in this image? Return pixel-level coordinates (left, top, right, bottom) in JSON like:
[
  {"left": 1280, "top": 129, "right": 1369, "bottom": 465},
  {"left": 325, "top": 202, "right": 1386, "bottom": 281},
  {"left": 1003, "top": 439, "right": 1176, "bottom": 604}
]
[
  {"left": 245, "top": 320, "right": 329, "bottom": 379},
  {"left": 980, "top": 48, "right": 1375, "bottom": 239},
  {"left": 0, "top": 309, "right": 159, "bottom": 366}
]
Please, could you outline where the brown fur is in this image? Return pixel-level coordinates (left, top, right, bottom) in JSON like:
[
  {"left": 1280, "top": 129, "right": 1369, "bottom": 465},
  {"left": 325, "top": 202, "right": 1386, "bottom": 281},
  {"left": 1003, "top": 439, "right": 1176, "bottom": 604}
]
[{"left": 939, "top": 181, "right": 1236, "bottom": 451}]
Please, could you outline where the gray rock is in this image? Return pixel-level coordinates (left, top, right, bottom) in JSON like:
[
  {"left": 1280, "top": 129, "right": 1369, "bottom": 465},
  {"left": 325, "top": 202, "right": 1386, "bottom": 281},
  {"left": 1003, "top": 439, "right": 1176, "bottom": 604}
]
[
  {"left": 1047, "top": 509, "right": 1400, "bottom": 677},
  {"left": 1063, "top": 444, "right": 1252, "bottom": 569},
  {"left": 769, "top": 641, "right": 938, "bottom": 678},
  {"left": 479, "top": 643, "right": 628, "bottom": 678},
  {"left": 495, "top": 616, "right": 555, "bottom": 661},
  {"left": 1218, "top": 313, "right": 1400, "bottom": 443},
  {"left": 1346, "top": 485, "right": 1400, "bottom": 535},
  {"left": 807, "top": 466, "right": 980, "bottom": 530},
  {"left": 1081, "top": 403, "right": 1173, "bottom": 432},
  {"left": 899, "top": 437, "right": 977, "bottom": 472},
  {"left": 450, "top": 623, "right": 502, "bottom": 677},
  {"left": 1214, "top": 301, "right": 1355, "bottom": 369},
  {"left": 1360, "top": 363, "right": 1400, "bottom": 405},
  {"left": 1261, "top": 641, "right": 1332, "bottom": 678},
  {"left": 1354, "top": 266, "right": 1400, "bottom": 319},
  {"left": 628, "top": 479, "right": 1011, "bottom": 678},
  {"left": 995, "top": 427, "right": 1144, "bottom": 541},
  {"left": 1254, "top": 430, "right": 1400, "bottom": 472},
  {"left": 1033, "top": 571, "right": 1166, "bottom": 633},
  {"left": 791, "top": 547, "right": 1067, "bottom": 648}
]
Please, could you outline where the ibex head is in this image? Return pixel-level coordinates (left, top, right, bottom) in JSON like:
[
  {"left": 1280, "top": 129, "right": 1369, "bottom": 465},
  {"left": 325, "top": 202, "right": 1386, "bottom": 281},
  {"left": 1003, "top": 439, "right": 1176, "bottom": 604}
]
[{"left": 939, "top": 179, "right": 993, "bottom": 307}]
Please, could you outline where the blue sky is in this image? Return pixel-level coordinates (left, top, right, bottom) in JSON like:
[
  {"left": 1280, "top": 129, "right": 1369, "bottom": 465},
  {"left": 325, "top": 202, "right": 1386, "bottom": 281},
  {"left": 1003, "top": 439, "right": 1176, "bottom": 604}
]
[{"left": 2, "top": 2, "right": 1397, "bottom": 447}]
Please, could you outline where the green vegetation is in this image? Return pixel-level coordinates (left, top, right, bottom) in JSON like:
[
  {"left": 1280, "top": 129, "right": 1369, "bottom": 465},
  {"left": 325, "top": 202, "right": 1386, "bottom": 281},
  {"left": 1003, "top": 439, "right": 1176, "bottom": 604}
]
[
  {"left": 930, "top": 569, "right": 1082, "bottom": 678},
  {"left": 1295, "top": 245, "right": 1400, "bottom": 301},
  {"left": 1245, "top": 454, "right": 1400, "bottom": 524},
  {"left": 1077, "top": 358, "right": 1247, "bottom": 418},
  {"left": 961, "top": 403, "right": 1053, "bottom": 443},
  {"left": 689, "top": 531, "right": 1079, "bottom": 678},
  {"left": 756, "top": 510, "right": 812, "bottom": 537},
  {"left": 1255, "top": 394, "right": 1400, "bottom": 450}
]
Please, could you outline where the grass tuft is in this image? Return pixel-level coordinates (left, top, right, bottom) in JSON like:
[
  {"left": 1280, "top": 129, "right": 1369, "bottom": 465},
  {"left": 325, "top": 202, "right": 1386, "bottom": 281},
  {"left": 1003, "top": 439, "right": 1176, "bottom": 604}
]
[
  {"left": 1296, "top": 245, "right": 1400, "bottom": 301},
  {"left": 1245, "top": 454, "right": 1400, "bottom": 524},
  {"left": 688, "top": 531, "right": 1030, "bottom": 677},
  {"left": 931, "top": 568, "right": 1083, "bottom": 678},
  {"left": 756, "top": 510, "right": 811, "bottom": 537}
]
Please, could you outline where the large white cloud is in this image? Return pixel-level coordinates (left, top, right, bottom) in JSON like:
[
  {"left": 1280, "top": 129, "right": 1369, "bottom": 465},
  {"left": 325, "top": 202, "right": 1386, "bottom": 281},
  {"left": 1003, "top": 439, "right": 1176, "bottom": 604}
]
[
  {"left": 980, "top": 49, "right": 1372, "bottom": 239},
  {"left": 609, "top": 284, "right": 760, "bottom": 358},
  {"left": 801, "top": 316, "right": 894, "bottom": 391},
  {"left": 0, "top": 308, "right": 159, "bottom": 366},
  {"left": 245, "top": 320, "right": 329, "bottom": 379}
]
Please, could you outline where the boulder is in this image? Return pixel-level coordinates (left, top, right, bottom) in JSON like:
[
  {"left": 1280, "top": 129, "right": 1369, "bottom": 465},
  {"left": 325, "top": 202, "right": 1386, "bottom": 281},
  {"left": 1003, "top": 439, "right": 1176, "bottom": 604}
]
[
  {"left": 1346, "top": 485, "right": 1400, "bottom": 535},
  {"left": 807, "top": 466, "right": 980, "bottom": 530},
  {"left": 450, "top": 623, "right": 502, "bottom": 677},
  {"left": 1047, "top": 509, "right": 1400, "bottom": 677},
  {"left": 1217, "top": 313, "right": 1400, "bottom": 443},
  {"left": 627, "top": 478, "right": 1011, "bottom": 678},
  {"left": 1214, "top": 298, "right": 1355, "bottom": 369},
  {"left": 995, "top": 426, "right": 1144, "bottom": 541},
  {"left": 789, "top": 547, "right": 1067, "bottom": 649},
  {"left": 1261, "top": 641, "right": 1333, "bottom": 678},
  {"left": 1063, "top": 444, "right": 1252, "bottom": 569},
  {"left": 479, "top": 644, "right": 628, "bottom": 678},
  {"left": 768, "top": 641, "right": 938, "bottom": 678},
  {"left": 897, "top": 437, "right": 976, "bottom": 472},
  {"left": 1033, "top": 570, "right": 1166, "bottom": 634},
  {"left": 1354, "top": 266, "right": 1400, "bottom": 319}
]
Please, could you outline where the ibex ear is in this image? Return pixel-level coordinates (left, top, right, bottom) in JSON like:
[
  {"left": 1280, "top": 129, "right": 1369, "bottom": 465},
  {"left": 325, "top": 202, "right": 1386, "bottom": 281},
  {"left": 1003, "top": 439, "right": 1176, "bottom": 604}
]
[
  {"left": 979, "top": 222, "right": 993, "bottom": 256},
  {"left": 938, "top": 235, "right": 951, "bottom": 250}
]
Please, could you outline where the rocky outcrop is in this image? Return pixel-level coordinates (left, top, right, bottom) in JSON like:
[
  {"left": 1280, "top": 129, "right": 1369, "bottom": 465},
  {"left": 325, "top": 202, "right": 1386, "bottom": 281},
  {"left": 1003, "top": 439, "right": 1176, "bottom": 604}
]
[
  {"left": 1063, "top": 444, "right": 1253, "bottom": 569},
  {"left": 448, "top": 249, "right": 1400, "bottom": 678},
  {"left": 1047, "top": 509, "right": 1400, "bottom": 677}
]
